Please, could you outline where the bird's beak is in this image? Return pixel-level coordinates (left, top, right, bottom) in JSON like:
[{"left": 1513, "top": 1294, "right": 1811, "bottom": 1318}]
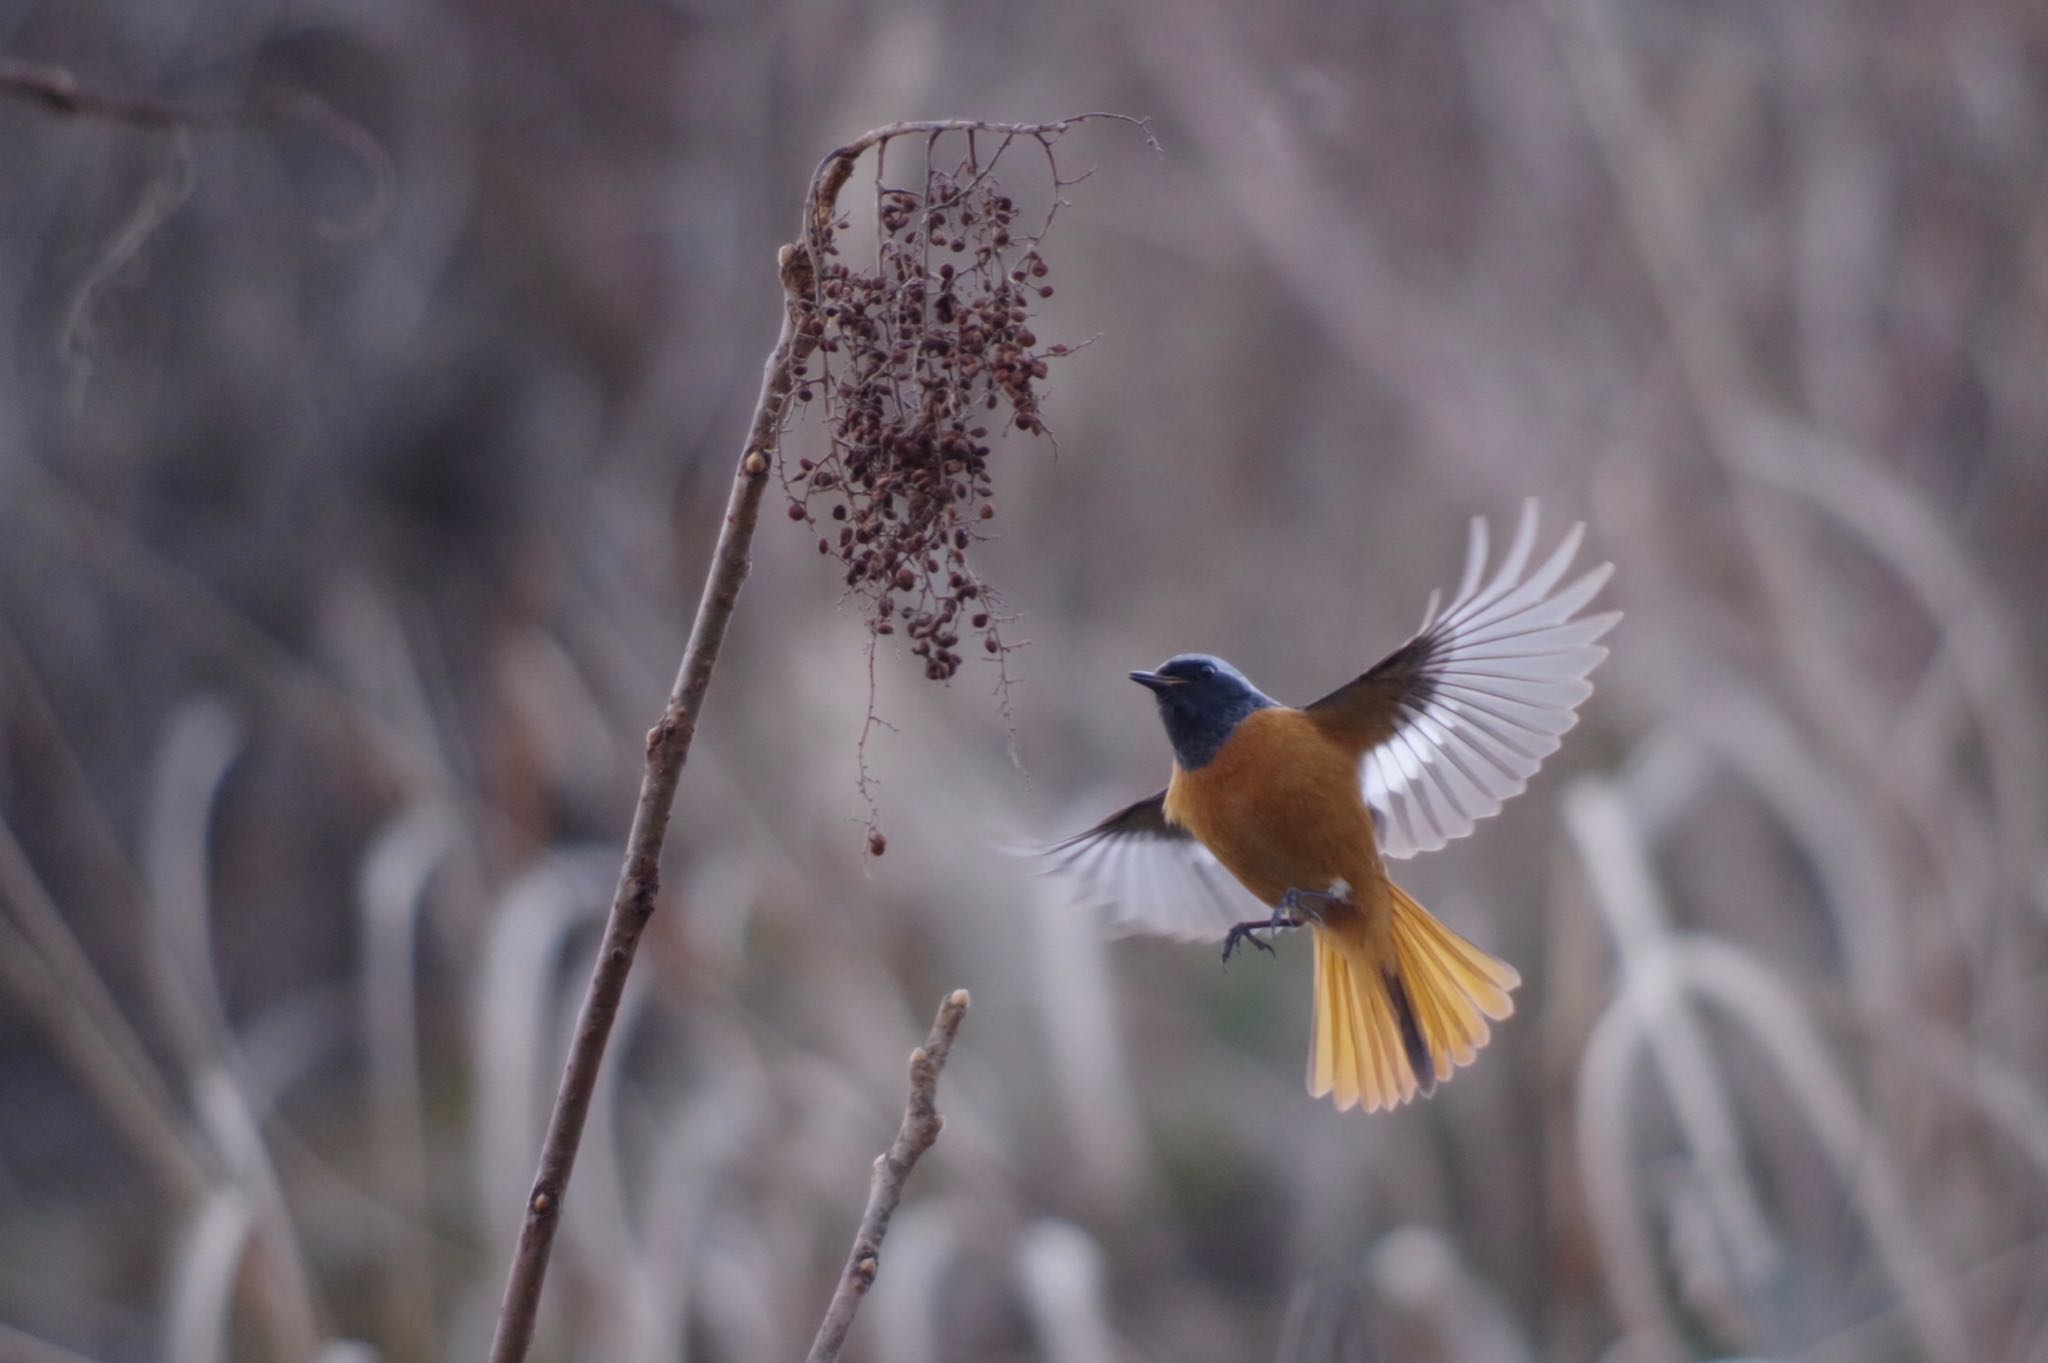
[{"left": 1129, "top": 670, "right": 1180, "bottom": 693}]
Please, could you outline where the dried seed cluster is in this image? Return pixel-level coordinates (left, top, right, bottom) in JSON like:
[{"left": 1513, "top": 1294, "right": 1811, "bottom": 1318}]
[{"left": 782, "top": 148, "right": 1074, "bottom": 682}]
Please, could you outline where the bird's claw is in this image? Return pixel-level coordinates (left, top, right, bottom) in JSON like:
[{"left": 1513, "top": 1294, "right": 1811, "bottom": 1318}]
[
  {"left": 1220, "top": 904, "right": 1310, "bottom": 965},
  {"left": 1219, "top": 887, "right": 1351, "bottom": 966},
  {"left": 1220, "top": 921, "right": 1280, "bottom": 964}
]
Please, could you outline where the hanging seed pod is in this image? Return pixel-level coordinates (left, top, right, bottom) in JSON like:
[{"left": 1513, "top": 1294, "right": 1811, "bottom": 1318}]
[{"left": 773, "top": 125, "right": 1098, "bottom": 706}]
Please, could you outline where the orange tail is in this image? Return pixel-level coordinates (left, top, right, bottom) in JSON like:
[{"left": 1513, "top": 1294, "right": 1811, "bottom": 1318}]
[{"left": 1308, "top": 880, "right": 1522, "bottom": 1112}]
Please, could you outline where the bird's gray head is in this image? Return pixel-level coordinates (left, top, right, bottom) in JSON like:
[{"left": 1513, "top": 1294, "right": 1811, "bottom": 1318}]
[{"left": 1129, "top": 653, "right": 1276, "bottom": 770}]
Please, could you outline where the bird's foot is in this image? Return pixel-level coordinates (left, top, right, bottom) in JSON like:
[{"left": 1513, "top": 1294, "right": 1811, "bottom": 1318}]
[
  {"left": 1220, "top": 918, "right": 1282, "bottom": 964},
  {"left": 1218, "top": 887, "right": 1350, "bottom": 966},
  {"left": 1221, "top": 903, "right": 1307, "bottom": 965}
]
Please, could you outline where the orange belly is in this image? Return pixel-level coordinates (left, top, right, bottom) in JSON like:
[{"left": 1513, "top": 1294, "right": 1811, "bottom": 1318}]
[{"left": 1162, "top": 707, "right": 1385, "bottom": 911}]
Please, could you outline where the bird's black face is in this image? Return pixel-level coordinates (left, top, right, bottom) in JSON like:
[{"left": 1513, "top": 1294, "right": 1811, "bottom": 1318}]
[{"left": 1130, "top": 653, "right": 1275, "bottom": 770}]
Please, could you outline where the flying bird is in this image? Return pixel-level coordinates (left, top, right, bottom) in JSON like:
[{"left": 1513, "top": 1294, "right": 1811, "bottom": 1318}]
[{"left": 1043, "top": 502, "right": 1618, "bottom": 1112}]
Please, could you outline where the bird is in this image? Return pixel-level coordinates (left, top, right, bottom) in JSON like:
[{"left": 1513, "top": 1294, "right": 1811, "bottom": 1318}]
[{"left": 1041, "top": 501, "right": 1618, "bottom": 1112}]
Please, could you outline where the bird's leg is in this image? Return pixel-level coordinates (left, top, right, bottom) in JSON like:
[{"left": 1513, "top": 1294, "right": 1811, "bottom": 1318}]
[
  {"left": 1219, "top": 889, "right": 1346, "bottom": 965},
  {"left": 1278, "top": 886, "right": 1345, "bottom": 921}
]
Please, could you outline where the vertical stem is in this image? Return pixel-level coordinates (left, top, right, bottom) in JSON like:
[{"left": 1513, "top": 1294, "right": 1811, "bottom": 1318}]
[{"left": 484, "top": 242, "right": 817, "bottom": 1363}]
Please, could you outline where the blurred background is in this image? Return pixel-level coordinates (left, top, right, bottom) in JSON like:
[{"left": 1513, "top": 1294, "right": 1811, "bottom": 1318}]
[{"left": 3, "top": 1, "right": 2046, "bottom": 1360}]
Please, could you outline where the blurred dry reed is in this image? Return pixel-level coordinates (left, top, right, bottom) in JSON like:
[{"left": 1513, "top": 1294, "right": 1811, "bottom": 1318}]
[{"left": 2, "top": 3, "right": 2044, "bottom": 1362}]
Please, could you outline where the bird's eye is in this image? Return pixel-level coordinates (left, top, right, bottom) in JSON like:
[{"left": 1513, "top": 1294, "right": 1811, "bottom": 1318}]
[{"left": 1198, "top": 662, "right": 1218, "bottom": 678}]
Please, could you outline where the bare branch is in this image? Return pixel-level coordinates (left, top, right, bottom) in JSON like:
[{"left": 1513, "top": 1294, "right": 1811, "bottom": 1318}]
[
  {"left": 481, "top": 237, "right": 820, "bottom": 1363},
  {"left": 0, "top": 56, "right": 395, "bottom": 237},
  {"left": 0, "top": 57, "right": 231, "bottom": 128},
  {"left": 6, "top": 53, "right": 398, "bottom": 410},
  {"left": 806, "top": 989, "right": 972, "bottom": 1363},
  {"left": 483, "top": 113, "right": 1136, "bottom": 1363}
]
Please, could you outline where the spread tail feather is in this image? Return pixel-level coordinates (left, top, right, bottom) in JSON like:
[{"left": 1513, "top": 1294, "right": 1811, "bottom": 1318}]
[{"left": 1308, "top": 880, "right": 1521, "bottom": 1112}]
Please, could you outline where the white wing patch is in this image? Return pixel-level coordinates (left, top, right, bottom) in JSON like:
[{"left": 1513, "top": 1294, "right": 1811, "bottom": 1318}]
[
  {"left": 1038, "top": 802, "right": 1267, "bottom": 943},
  {"left": 1362, "top": 500, "right": 1620, "bottom": 859}
]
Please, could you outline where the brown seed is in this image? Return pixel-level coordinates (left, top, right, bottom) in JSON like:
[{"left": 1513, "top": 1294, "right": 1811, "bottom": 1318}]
[
  {"left": 787, "top": 503, "right": 807, "bottom": 521},
  {"left": 868, "top": 833, "right": 888, "bottom": 856},
  {"left": 984, "top": 635, "right": 1000, "bottom": 653}
]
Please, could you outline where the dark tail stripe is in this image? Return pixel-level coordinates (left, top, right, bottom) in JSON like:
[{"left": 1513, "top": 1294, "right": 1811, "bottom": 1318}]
[{"left": 1384, "top": 968, "right": 1437, "bottom": 1096}]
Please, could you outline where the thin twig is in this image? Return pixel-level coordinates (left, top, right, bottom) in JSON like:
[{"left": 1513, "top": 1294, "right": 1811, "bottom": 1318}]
[
  {"left": 0, "top": 56, "right": 395, "bottom": 236},
  {"left": 0, "top": 56, "right": 235, "bottom": 128},
  {"left": 482, "top": 238, "right": 821, "bottom": 1363},
  {"left": 806, "top": 989, "right": 972, "bottom": 1363},
  {"left": 5, "top": 53, "right": 395, "bottom": 412}
]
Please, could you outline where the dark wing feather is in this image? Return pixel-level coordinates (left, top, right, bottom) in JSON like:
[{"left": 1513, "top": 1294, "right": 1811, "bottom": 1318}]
[
  {"left": 1039, "top": 791, "right": 1265, "bottom": 942},
  {"left": 1307, "top": 499, "right": 1619, "bottom": 859}
]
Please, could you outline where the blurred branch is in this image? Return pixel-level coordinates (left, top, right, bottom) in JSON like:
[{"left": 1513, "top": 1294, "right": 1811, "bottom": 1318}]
[
  {"left": 0, "top": 635, "right": 326, "bottom": 1359},
  {"left": 0, "top": 56, "right": 239, "bottom": 128},
  {"left": 0, "top": 1322, "right": 107, "bottom": 1363},
  {"left": 0, "top": 814, "right": 212, "bottom": 1205},
  {"left": 4, "top": 51, "right": 395, "bottom": 412},
  {"left": 807, "top": 989, "right": 971, "bottom": 1363},
  {"left": 484, "top": 114, "right": 1135, "bottom": 1363},
  {"left": 5, "top": 466, "right": 467, "bottom": 806},
  {"left": 57, "top": 128, "right": 194, "bottom": 410},
  {"left": 0, "top": 56, "right": 393, "bottom": 236}
]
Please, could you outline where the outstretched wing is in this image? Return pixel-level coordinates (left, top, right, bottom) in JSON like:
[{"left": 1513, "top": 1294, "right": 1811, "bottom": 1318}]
[
  {"left": 1307, "top": 500, "right": 1619, "bottom": 859},
  {"left": 1038, "top": 792, "right": 1266, "bottom": 942}
]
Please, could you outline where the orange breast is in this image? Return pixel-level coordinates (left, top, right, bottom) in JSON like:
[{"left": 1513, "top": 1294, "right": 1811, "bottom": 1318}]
[{"left": 1162, "top": 707, "right": 1384, "bottom": 908}]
